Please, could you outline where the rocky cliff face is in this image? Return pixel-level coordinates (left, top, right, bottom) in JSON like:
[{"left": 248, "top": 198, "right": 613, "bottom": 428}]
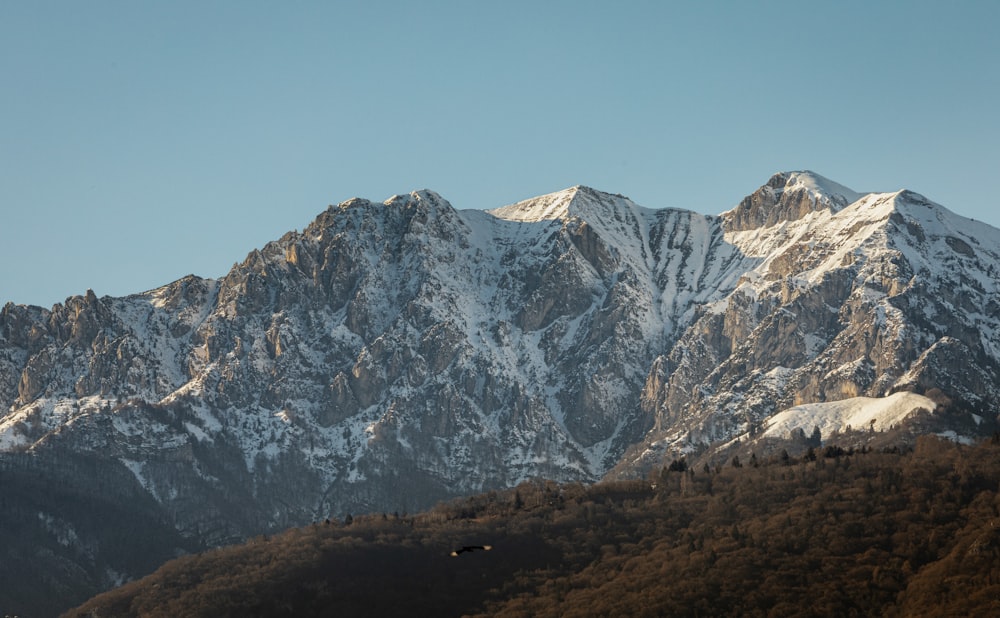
[
  {"left": 0, "top": 186, "right": 742, "bottom": 531},
  {"left": 619, "top": 177, "right": 1000, "bottom": 473},
  {"left": 2, "top": 172, "right": 999, "bottom": 586}
]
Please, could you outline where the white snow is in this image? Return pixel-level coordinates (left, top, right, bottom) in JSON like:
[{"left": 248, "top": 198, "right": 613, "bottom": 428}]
[
  {"left": 935, "top": 430, "right": 975, "bottom": 445},
  {"left": 487, "top": 187, "right": 581, "bottom": 222},
  {"left": 763, "top": 392, "right": 937, "bottom": 440},
  {"left": 784, "top": 170, "right": 865, "bottom": 206},
  {"left": 121, "top": 459, "right": 154, "bottom": 495}
]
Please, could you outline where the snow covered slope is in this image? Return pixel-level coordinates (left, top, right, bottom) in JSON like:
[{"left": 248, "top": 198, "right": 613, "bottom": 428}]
[{"left": 763, "top": 392, "right": 937, "bottom": 440}]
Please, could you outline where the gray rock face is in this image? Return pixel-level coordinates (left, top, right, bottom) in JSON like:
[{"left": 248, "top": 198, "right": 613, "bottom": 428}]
[
  {"left": 2, "top": 173, "right": 999, "bottom": 564},
  {"left": 621, "top": 182, "right": 1000, "bottom": 473},
  {"left": 723, "top": 171, "right": 859, "bottom": 232},
  {"left": 1, "top": 187, "right": 720, "bottom": 529}
]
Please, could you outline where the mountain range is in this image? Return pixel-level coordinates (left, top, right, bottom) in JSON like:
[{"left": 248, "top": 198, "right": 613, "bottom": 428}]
[{"left": 2, "top": 170, "right": 998, "bottom": 613}]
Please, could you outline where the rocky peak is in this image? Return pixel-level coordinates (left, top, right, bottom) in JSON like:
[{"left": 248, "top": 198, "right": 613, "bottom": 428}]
[
  {"left": 723, "top": 171, "right": 862, "bottom": 232},
  {"left": 487, "top": 186, "right": 583, "bottom": 222},
  {"left": 485, "top": 185, "right": 631, "bottom": 222},
  {"left": 386, "top": 188, "right": 448, "bottom": 208}
]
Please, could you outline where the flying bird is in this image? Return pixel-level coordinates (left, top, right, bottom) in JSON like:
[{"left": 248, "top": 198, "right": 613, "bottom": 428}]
[{"left": 450, "top": 544, "right": 493, "bottom": 556}]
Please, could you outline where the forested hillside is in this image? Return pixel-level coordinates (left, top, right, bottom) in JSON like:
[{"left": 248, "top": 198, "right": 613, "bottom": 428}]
[
  {"left": 0, "top": 451, "right": 197, "bottom": 617},
  {"left": 68, "top": 436, "right": 1000, "bottom": 617}
]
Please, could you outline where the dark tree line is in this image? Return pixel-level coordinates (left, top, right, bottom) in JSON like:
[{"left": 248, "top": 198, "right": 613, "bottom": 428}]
[{"left": 67, "top": 435, "right": 1000, "bottom": 617}]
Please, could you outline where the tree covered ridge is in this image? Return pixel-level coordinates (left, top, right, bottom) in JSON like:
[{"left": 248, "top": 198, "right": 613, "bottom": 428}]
[{"left": 68, "top": 435, "right": 1000, "bottom": 617}]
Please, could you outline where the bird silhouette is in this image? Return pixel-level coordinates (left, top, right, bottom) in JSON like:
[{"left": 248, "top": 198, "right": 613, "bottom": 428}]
[{"left": 450, "top": 544, "right": 493, "bottom": 556}]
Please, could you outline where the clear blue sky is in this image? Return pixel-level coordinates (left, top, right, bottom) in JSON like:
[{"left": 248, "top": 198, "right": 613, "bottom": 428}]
[{"left": 2, "top": 1, "right": 998, "bottom": 308}]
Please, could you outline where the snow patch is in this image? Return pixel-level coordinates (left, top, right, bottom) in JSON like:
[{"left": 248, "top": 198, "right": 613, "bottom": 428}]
[
  {"left": 487, "top": 187, "right": 580, "bottom": 222},
  {"left": 763, "top": 392, "right": 936, "bottom": 440},
  {"left": 784, "top": 170, "right": 864, "bottom": 206}
]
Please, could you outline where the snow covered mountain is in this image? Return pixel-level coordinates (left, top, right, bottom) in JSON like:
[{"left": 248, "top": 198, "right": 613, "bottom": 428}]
[
  {"left": 0, "top": 185, "right": 739, "bottom": 524},
  {"left": 620, "top": 172, "right": 1000, "bottom": 472},
  {"left": 1, "top": 171, "right": 998, "bottom": 599}
]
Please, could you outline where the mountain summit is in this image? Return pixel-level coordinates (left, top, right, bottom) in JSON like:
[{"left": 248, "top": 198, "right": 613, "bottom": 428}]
[
  {"left": 722, "top": 170, "right": 864, "bottom": 231},
  {"left": 2, "top": 172, "right": 998, "bottom": 612},
  {"left": 487, "top": 185, "right": 642, "bottom": 224}
]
